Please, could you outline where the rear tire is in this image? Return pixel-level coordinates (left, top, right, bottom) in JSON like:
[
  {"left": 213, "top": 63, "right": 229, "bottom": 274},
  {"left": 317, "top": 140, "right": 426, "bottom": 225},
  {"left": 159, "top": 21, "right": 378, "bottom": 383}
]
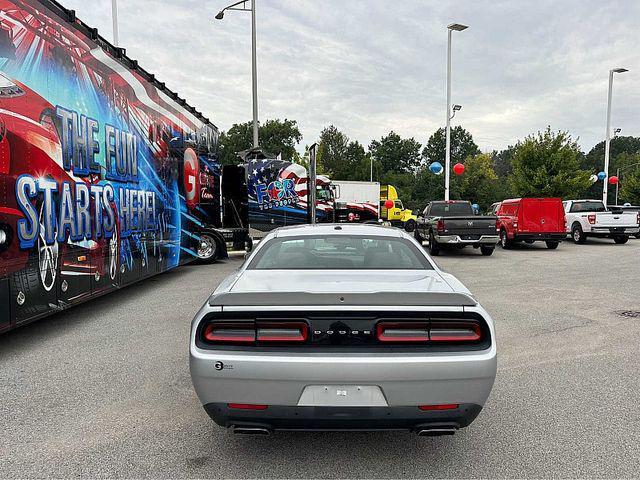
[
  {"left": 613, "top": 235, "right": 629, "bottom": 244},
  {"left": 499, "top": 229, "right": 512, "bottom": 249},
  {"left": 480, "top": 246, "right": 494, "bottom": 256},
  {"left": 571, "top": 224, "right": 587, "bottom": 244},
  {"left": 545, "top": 241, "right": 559, "bottom": 249},
  {"left": 414, "top": 227, "right": 423, "bottom": 244},
  {"left": 404, "top": 219, "right": 416, "bottom": 233},
  {"left": 428, "top": 232, "right": 440, "bottom": 256}
]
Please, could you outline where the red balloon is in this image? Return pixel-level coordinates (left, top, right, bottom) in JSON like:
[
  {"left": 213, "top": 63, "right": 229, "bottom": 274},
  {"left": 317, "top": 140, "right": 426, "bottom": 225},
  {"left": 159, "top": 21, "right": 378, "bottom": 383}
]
[
  {"left": 453, "top": 163, "right": 465, "bottom": 175},
  {"left": 608, "top": 175, "right": 619, "bottom": 185},
  {"left": 384, "top": 199, "right": 394, "bottom": 209}
]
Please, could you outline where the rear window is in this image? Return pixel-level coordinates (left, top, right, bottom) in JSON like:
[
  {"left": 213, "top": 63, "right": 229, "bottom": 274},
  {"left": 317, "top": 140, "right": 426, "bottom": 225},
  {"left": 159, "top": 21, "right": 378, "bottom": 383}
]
[
  {"left": 570, "top": 201, "right": 606, "bottom": 213},
  {"left": 429, "top": 202, "right": 473, "bottom": 216},
  {"left": 248, "top": 235, "right": 432, "bottom": 270}
]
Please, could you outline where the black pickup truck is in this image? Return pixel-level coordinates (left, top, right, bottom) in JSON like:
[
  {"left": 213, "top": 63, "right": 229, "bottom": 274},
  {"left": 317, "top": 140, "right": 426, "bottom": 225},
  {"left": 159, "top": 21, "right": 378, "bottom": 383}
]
[{"left": 415, "top": 201, "right": 499, "bottom": 256}]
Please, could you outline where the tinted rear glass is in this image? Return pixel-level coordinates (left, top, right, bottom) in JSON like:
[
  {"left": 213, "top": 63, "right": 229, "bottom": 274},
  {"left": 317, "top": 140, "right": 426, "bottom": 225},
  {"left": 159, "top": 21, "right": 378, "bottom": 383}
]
[
  {"left": 570, "top": 201, "right": 606, "bottom": 213},
  {"left": 430, "top": 203, "right": 473, "bottom": 216},
  {"left": 248, "top": 235, "right": 432, "bottom": 270}
]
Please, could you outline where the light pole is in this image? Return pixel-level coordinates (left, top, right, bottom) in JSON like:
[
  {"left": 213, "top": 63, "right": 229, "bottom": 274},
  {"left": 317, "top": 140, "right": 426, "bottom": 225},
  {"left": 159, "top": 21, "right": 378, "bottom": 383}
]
[
  {"left": 216, "top": 0, "right": 259, "bottom": 149},
  {"left": 111, "top": 0, "right": 119, "bottom": 46},
  {"left": 603, "top": 67, "right": 628, "bottom": 204},
  {"left": 444, "top": 23, "right": 468, "bottom": 201}
]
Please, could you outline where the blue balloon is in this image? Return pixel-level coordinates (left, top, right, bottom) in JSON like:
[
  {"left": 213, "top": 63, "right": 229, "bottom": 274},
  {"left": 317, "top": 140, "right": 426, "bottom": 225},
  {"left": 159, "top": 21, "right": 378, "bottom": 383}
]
[
  {"left": 472, "top": 203, "right": 479, "bottom": 211},
  {"left": 429, "top": 162, "right": 443, "bottom": 175},
  {"left": 597, "top": 171, "right": 607, "bottom": 181}
]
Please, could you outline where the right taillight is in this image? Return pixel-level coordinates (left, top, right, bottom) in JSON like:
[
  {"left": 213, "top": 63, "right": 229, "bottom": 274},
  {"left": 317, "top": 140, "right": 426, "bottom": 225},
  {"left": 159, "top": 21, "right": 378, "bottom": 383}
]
[
  {"left": 495, "top": 219, "right": 500, "bottom": 232},
  {"left": 588, "top": 214, "right": 596, "bottom": 225},
  {"left": 376, "top": 320, "right": 483, "bottom": 344},
  {"left": 636, "top": 212, "right": 640, "bottom": 225}
]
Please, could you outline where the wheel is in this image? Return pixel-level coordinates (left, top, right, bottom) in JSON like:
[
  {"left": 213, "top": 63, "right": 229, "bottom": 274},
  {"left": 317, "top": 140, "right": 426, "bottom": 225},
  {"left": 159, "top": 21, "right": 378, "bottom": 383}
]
[
  {"left": 404, "top": 219, "right": 416, "bottom": 233},
  {"left": 499, "top": 229, "right": 512, "bottom": 249},
  {"left": 414, "top": 227, "right": 423, "bottom": 244},
  {"left": 545, "top": 241, "right": 559, "bottom": 249},
  {"left": 197, "top": 233, "right": 219, "bottom": 263},
  {"left": 428, "top": 232, "right": 440, "bottom": 256},
  {"left": 571, "top": 223, "right": 587, "bottom": 244},
  {"left": 613, "top": 235, "right": 629, "bottom": 244},
  {"left": 480, "top": 246, "right": 494, "bottom": 256}
]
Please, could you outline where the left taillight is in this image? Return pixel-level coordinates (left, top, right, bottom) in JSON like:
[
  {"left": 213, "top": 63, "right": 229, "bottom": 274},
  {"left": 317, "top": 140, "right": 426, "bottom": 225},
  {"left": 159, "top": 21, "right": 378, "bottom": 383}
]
[
  {"left": 376, "top": 320, "right": 484, "bottom": 344},
  {"left": 201, "top": 321, "right": 309, "bottom": 345}
]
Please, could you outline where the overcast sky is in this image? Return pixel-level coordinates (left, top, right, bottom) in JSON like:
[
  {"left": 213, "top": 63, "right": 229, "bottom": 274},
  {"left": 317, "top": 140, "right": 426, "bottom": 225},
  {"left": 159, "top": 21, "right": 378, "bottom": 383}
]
[{"left": 63, "top": 0, "right": 639, "bottom": 155}]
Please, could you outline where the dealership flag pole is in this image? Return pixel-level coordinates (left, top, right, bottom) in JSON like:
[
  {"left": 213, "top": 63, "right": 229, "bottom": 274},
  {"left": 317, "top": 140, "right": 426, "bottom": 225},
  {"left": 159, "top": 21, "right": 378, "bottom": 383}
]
[
  {"left": 309, "top": 143, "right": 317, "bottom": 225},
  {"left": 111, "top": 0, "right": 119, "bottom": 46}
]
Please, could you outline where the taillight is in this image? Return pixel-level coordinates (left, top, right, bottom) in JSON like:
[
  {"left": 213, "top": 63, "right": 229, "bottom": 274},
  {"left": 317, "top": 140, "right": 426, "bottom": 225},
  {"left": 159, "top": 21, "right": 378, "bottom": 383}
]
[
  {"left": 430, "top": 321, "right": 482, "bottom": 342},
  {"left": 636, "top": 213, "right": 640, "bottom": 225},
  {"left": 375, "top": 320, "right": 483, "bottom": 344},
  {"left": 495, "top": 219, "right": 500, "bottom": 232},
  {"left": 257, "top": 322, "right": 308, "bottom": 342},
  {"left": 227, "top": 403, "right": 268, "bottom": 410},
  {"left": 513, "top": 221, "right": 518, "bottom": 231},
  {"left": 436, "top": 219, "right": 445, "bottom": 233},
  {"left": 376, "top": 322, "right": 429, "bottom": 342},
  {"left": 588, "top": 214, "right": 596, "bottom": 225},
  {"left": 203, "top": 322, "right": 255, "bottom": 343},
  {"left": 419, "top": 404, "right": 459, "bottom": 411},
  {"left": 202, "top": 321, "right": 309, "bottom": 344}
]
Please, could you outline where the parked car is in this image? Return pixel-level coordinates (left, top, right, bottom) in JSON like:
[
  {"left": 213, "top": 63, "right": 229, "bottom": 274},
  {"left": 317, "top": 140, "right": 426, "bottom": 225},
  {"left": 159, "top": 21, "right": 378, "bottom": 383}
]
[
  {"left": 564, "top": 200, "right": 639, "bottom": 244},
  {"left": 608, "top": 205, "right": 640, "bottom": 239},
  {"left": 414, "top": 201, "right": 499, "bottom": 256},
  {"left": 496, "top": 198, "right": 566, "bottom": 249},
  {"left": 190, "top": 224, "right": 497, "bottom": 435}
]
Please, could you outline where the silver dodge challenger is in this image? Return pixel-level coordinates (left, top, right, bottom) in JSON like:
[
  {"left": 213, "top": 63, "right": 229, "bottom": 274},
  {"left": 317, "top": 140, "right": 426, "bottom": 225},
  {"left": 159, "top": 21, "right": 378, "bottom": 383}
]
[{"left": 190, "top": 224, "right": 497, "bottom": 435}]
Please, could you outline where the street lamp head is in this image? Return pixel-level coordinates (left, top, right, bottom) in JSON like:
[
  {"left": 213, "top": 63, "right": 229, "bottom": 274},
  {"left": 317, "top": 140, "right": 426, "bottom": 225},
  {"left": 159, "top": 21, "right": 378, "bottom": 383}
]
[
  {"left": 612, "top": 67, "right": 628, "bottom": 74},
  {"left": 215, "top": 10, "right": 225, "bottom": 20},
  {"left": 448, "top": 23, "right": 468, "bottom": 31},
  {"left": 453, "top": 104, "right": 462, "bottom": 112}
]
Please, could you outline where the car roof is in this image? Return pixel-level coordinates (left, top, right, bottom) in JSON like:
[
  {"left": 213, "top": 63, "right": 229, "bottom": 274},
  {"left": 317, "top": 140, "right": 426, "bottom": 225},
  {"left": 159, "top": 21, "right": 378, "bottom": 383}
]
[{"left": 273, "top": 223, "right": 403, "bottom": 238}]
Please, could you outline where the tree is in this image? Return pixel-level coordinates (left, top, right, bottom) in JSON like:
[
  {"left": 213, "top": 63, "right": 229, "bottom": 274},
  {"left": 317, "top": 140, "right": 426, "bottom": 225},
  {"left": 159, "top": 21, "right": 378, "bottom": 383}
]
[
  {"left": 452, "top": 153, "right": 500, "bottom": 210},
  {"left": 583, "top": 136, "right": 640, "bottom": 171},
  {"left": 509, "top": 127, "right": 592, "bottom": 198},
  {"left": 422, "top": 126, "right": 480, "bottom": 166},
  {"left": 619, "top": 168, "right": 640, "bottom": 205},
  {"left": 217, "top": 118, "right": 302, "bottom": 164},
  {"left": 369, "top": 131, "right": 422, "bottom": 175}
]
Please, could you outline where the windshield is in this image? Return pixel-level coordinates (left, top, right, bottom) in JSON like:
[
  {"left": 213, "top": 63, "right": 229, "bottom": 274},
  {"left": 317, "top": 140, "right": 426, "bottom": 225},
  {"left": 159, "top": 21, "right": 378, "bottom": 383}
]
[
  {"left": 429, "top": 202, "right": 473, "bottom": 216},
  {"left": 570, "top": 201, "right": 606, "bottom": 213},
  {"left": 248, "top": 235, "right": 432, "bottom": 270},
  {"left": 317, "top": 186, "right": 333, "bottom": 201}
]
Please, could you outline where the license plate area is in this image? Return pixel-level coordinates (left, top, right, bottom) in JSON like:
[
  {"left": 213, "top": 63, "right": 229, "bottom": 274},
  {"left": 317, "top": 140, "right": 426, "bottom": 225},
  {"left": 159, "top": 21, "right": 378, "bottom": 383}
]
[{"left": 297, "top": 385, "right": 388, "bottom": 407}]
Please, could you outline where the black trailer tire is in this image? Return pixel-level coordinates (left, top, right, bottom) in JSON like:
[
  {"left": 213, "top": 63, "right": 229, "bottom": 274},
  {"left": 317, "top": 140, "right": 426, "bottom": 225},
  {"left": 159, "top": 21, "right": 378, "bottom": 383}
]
[
  {"left": 196, "top": 233, "right": 220, "bottom": 263},
  {"left": 571, "top": 223, "right": 587, "bottom": 244},
  {"left": 500, "top": 229, "right": 512, "bottom": 249},
  {"left": 480, "top": 246, "right": 494, "bottom": 256},
  {"left": 404, "top": 219, "right": 416, "bottom": 233},
  {"left": 545, "top": 241, "right": 559, "bottom": 249},
  {"left": 613, "top": 235, "right": 629, "bottom": 244},
  {"left": 428, "top": 232, "right": 440, "bottom": 256}
]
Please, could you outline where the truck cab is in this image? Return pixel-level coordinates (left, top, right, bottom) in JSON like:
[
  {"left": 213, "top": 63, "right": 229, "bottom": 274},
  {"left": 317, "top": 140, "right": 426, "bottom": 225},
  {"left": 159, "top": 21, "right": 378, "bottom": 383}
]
[{"left": 380, "top": 185, "right": 417, "bottom": 232}]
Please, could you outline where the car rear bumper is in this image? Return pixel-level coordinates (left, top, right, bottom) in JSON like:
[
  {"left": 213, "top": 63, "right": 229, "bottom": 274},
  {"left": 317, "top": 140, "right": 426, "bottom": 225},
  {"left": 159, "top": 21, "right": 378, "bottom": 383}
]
[
  {"left": 434, "top": 234, "right": 499, "bottom": 245},
  {"left": 513, "top": 232, "right": 565, "bottom": 241},
  {"left": 203, "top": 402, "right": 483, "bottom": 432}
]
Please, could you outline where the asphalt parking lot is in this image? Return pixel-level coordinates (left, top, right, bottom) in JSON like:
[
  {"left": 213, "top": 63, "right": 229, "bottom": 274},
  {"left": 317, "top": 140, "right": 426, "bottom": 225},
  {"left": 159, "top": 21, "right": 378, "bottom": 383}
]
[{"left": 1, "top": 238, "right": 639, "bottom": 478}]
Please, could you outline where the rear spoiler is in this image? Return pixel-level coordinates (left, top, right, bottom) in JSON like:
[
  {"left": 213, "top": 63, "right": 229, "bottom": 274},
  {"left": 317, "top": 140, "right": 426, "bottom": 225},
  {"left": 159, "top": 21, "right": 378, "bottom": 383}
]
[{"left": 208, "top": 291, "right": 478, "bottom": 307}]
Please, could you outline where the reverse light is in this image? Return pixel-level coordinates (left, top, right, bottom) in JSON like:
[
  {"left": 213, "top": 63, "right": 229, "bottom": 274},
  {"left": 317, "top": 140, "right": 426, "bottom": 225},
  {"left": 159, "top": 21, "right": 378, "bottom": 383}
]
[
  {"left": 588, "top": 214, "right": 596, "bottom": 225},
  {"left": 376, "top": 322, "right": 429, "bottom": 343},
  {"left": 227, "top": 403, "right": 268, "bottom": 410},
  {"left": 419, "top": 404, "right": 459, "bottom": 411}
]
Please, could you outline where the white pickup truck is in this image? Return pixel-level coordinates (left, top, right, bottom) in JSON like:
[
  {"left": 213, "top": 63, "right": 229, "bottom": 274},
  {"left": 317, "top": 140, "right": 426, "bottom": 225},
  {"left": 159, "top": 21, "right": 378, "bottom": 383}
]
[{"left": 564, "top": 200, "right": 640, "bottom": 244}]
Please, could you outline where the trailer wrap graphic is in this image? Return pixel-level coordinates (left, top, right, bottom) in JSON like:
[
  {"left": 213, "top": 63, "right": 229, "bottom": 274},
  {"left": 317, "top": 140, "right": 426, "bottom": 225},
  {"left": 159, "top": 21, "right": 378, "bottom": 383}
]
[{"left": 0, "top": 0, "right": 219, "bottom": 327}]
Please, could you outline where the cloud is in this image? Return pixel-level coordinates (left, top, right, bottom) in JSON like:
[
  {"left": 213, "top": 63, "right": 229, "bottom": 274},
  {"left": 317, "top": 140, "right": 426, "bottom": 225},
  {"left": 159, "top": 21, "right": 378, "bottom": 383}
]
[{"left": 62, "top": 0, "right": 640, "bottom": 156}]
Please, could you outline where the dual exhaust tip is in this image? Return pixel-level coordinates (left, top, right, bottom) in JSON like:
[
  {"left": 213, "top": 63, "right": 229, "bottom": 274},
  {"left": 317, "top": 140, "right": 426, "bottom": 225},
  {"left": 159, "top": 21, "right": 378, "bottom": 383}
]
[{"left": 232, "top": 426, "right": 457, "bottom": 436}]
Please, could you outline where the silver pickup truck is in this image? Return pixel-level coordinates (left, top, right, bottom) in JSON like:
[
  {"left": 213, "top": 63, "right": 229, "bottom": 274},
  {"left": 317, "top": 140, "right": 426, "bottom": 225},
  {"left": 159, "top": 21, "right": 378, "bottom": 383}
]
[{"left": 564, "top": 200, "right": 640, "bottom": 244}]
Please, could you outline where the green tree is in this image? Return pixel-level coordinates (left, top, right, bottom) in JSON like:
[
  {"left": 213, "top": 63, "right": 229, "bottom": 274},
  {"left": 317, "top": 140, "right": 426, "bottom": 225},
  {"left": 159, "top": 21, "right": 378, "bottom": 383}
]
[
  {"left": 583, "top": 136, "right": 640, "bottom": 171},
  {"left": 509, "top": 127, "right": 592, "bottom": 198},
  {"left": 619, "top": 168, "right": 640, "bottom": 205},
  {"left": 315, "top": 126, "right": 370, "bottom": 180},
  {"left": 369, "top": 131, "right": 422, "bottom": 174},
  {"left": 217, "top": 119, "right": 302, "bottom": 164},
  {"left": 452, "top": 153, "right": 500, "bottom": 210},
  {"left": 422, "top": 126, "right": 480, "bottom": 166}
]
